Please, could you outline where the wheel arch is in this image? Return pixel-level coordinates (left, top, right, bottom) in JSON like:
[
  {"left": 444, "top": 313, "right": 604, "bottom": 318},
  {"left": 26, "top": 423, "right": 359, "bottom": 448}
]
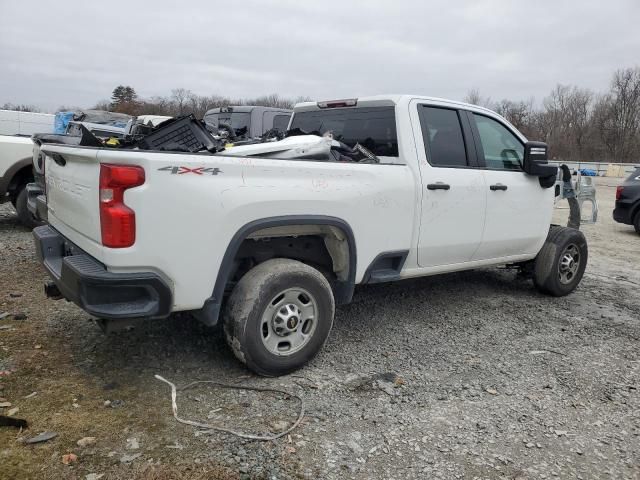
[
  {"left": 194, "top": 215, "right": 357, "bottom": 326},
  {"left": 630, "top": 200, "right": 640, "bottom": 224},
  {"left": 0, "top": 157, "right": 33, "bottom": 200}
]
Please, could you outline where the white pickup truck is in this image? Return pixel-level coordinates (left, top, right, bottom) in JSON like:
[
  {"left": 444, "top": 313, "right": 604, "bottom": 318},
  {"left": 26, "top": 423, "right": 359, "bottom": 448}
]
[
  {"left": 0, "top": 110, "right": 55, "bottom": 227},
  {"left": 32, "top": 95, "right": 587, "bottom": 376},
  {"left": 1, "top": 135, "right": 46, "bottom": 228}
]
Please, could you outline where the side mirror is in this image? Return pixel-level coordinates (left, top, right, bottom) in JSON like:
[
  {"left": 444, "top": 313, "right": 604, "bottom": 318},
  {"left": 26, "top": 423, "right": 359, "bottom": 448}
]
[{"left": 523, "top": 141, "right": 557, "bottom": 188}]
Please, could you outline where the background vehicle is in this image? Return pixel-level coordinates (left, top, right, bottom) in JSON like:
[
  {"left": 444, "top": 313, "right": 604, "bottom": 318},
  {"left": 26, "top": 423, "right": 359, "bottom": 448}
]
[
  {"left": 0, "top": 110, "right": 55, "bottom": 227},
  {"left": 203, "top": 106, "right": 292, "bottom": 140},
  {"left": 0, "top": 109, "right": 55, "bottom": 136},
  {"left": 0, "top": 135, "right": 43, "bottom": 228},
  {"left": 32, "top": 95, "right": 587, "bottom": 376},
  {"left": 613, "top": 167, "right": 640, "bottom": 233}
]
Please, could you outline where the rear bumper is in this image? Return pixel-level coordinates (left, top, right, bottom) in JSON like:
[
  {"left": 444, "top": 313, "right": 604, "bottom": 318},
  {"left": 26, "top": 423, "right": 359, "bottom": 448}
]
[
  {"left": 33, "top": 225, "right": 172, "bottom": 319},
  {"left": 26, "top": 182, "right": 47, "bottom": 222},
  {"left": 613, "top": 202, "right": 633, "bottom": 225}
]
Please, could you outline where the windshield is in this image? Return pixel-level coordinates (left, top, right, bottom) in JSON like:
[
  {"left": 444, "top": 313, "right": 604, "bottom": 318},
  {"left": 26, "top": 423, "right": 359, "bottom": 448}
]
[{"left": 289, "top": 106, "right": 398, "bottom": 156}]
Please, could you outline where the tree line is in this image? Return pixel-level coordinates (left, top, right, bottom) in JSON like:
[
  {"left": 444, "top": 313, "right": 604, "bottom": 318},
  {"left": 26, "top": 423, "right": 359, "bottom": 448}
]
[
  {"left": 464, "top": 67, "right": 640, "bottom": 163},
  {"left": 3, "top": 65, "right": 639, "bottom": 163},
  {"left": 98, "top": 87, "right": 310, "bottom": 120}
]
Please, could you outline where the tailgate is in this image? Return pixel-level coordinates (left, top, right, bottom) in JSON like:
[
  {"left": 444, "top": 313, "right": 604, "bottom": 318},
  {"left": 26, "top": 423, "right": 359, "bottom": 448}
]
[{"left": 42, "top": 145, "right": 101, "bottom": 244}]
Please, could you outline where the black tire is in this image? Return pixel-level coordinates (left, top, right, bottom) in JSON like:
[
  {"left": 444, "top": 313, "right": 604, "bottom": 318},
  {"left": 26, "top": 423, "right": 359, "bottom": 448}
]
[
  {"left": 223, "top": 258, "right": 335, "bottom": 376},
  {"left": 15, "top": 186, "right": 43, "bottom": 230},
  {"left": 634, "top": 211, "right": 640, "bottom": 234},
  {"left": 533, "top": 226, "right": 588, "bottom": 296}
]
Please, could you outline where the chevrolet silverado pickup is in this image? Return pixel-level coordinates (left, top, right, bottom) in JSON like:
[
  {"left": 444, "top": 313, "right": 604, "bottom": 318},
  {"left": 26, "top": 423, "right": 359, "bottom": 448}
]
[{"left": 32, "top": 95, "right": 588, "bottom": 376}]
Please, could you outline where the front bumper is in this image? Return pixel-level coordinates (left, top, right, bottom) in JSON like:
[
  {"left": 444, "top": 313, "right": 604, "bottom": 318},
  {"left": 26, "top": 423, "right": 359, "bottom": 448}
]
[{"left": 33, "top": 225, "right": 172, "bottom": 319}]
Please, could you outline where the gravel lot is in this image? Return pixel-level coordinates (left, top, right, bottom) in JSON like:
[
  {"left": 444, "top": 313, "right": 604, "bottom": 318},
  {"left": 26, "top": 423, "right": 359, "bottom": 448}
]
[{"left": 0, "top": 181, "right": 638, "bottom": 480}]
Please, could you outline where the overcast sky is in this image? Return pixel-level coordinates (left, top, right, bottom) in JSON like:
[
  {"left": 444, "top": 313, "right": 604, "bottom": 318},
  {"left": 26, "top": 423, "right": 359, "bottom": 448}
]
[{"left": 1, "top": 0, "right": 639, "bottom": 112}]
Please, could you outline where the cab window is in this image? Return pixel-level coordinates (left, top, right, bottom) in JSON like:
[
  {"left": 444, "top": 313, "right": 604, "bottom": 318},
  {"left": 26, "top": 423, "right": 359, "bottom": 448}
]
[
  {"left": 473, "top": 114, "right": 524, "bottom": 171},
  {"left": 289, "top": 107, "right": 398, "bottom": 157},
  {"left": 419, "top": 106, "right": 468, "bottom": 167}
]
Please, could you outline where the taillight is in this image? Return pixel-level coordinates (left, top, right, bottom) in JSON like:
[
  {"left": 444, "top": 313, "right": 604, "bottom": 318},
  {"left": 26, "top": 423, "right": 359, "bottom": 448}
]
[
  {"left": 99, "top": 164, "right": 145, "bottom": 248},
  {"left": 616, "top": 186, "right": 624, "bottom": 200}
]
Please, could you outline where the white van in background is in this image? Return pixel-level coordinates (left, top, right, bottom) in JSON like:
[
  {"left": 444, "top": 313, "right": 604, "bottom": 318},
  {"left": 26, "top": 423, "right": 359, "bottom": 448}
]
[{"left": 0, "top": 110, "right": 55, "bottom": 136}]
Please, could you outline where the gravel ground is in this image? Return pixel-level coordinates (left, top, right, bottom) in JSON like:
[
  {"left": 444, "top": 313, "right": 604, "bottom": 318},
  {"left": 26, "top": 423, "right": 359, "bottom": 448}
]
[{"left": 0, "top": 181, "right": 638, "bottom": 480}]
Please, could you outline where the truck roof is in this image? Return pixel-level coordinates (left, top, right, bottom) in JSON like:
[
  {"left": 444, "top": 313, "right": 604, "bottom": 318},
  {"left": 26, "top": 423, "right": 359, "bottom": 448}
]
[
  {"left": 292, "top": 94, "right": 524, "bottom": 141},
  {"left": 293, "top": 94, "right": 497, "bottom": 116}
]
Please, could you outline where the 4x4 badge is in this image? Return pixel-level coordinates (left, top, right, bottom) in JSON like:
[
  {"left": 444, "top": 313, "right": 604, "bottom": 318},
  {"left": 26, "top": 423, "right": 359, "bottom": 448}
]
[{"left": 158, "top": 166, "right": 222, "bottom": 175}]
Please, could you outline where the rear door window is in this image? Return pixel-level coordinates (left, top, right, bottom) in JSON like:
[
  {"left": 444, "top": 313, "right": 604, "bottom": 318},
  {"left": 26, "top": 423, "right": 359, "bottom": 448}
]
[
  {"left": 472, "top": 114, "right": 524, "bottom": 171},
  {"left": 289, "top": 107, "right": 398, "bottom": 156},
  {"left": 419, "top": 106, "right": 468, "bottom": 167}
]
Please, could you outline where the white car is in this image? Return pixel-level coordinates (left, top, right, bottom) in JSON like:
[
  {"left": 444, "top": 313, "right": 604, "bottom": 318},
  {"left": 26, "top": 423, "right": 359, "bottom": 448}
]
[{"left": 32, "top": 95, "right": 587, "bottom": 376}]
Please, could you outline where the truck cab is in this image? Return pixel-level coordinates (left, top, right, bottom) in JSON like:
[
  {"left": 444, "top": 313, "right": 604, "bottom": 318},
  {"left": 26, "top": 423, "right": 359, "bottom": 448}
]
[{"left": 289, "top": 96, "right": 556, "bottom": 268}]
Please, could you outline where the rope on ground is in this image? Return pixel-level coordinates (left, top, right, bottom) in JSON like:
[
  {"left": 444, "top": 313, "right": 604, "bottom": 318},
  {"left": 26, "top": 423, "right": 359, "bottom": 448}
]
[{"left": 154, "top": 374, "right": 305, "bottom": 441}]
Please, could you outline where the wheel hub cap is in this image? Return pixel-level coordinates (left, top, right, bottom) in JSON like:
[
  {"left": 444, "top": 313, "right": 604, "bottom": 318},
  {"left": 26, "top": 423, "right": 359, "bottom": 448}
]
[
  {"left": 558, "top": 244, "right": 581, "bottom": 285},
  {"left": 261, "top": 288, "right": 318, "bottom": 356},
  {"left": 273, "top": 303, "right": 301, "bottom": 335}
]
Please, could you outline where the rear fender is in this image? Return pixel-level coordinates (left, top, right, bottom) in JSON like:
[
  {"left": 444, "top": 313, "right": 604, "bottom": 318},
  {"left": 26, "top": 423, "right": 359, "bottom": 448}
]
[{"left": 194, "top": 215, "right": 357, "bottom": 326}]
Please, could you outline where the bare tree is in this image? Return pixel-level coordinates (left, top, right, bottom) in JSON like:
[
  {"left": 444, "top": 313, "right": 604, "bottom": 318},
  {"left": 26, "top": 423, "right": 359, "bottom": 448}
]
[
  {"left": 92, "top": 100, "right": 111, "bottom": 111},
  {"left": 171, "top": 88, "right": 191, "bottom": 116},
  {"left": 494, "top": 98, "right": 535, "bottom": 136},
  {"left": 601, "top": 67, "right": 640, "bottom": 162},
  {"left": 2, "top": 102, "right": 40, "bottom": 112},
  {"left": 542, "top": 85, "right": 595, "bottom": 161},
  {"left": 464, "top": 89, "right": 493, "bottom": 108}
]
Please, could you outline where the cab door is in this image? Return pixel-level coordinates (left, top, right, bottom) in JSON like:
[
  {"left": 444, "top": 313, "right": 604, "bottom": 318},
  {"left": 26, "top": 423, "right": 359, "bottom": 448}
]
[
  {"left": 466, "top": 112, "right": 554, "bottom": 260},
  {"left": 413, "top": 103, "right": 487, "bottom": 267}
]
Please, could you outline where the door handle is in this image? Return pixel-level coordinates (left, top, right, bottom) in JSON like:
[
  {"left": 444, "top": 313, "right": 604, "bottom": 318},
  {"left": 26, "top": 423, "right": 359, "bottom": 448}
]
[
  {"left": 490, "top": 184, "right": 508, "bottom": 191},
  {"left": 427, "top": 182, "right": 451, "bottom": 191}
]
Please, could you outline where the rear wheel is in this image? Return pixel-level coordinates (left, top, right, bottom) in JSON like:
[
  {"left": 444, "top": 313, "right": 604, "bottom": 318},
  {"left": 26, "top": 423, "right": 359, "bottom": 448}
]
[
  {"left": 223, "top": 258, "right": 335, "bottom": 376},
  {"left": 15, "top": 186, "right": 43, "bottom": 230},
  {"left": 533, "top": 226, "right": 588, "bottom": 296}
]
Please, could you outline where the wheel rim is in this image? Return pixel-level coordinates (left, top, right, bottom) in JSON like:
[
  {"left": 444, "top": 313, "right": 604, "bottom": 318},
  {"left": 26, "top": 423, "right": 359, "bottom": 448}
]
[
  {"left": 558, "top": 243, "right": 581, "bottom": 285},
  {"left": 260, "top": 287, "right": 318, "bottom": 356}
]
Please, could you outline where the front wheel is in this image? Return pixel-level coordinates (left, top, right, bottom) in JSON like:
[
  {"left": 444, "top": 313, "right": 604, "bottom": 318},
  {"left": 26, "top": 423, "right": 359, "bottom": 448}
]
[
  {"left": 223, "top": 258, "right": 335, "bottom": 376},
  {"left": 533, "top": 226, "right": 588, "bottom": 296}
]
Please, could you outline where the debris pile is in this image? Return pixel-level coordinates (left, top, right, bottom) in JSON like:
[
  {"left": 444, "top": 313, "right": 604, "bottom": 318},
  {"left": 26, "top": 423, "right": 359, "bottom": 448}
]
[{"left": 33, "top": 114, "right": 380, "bottom": 163}]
